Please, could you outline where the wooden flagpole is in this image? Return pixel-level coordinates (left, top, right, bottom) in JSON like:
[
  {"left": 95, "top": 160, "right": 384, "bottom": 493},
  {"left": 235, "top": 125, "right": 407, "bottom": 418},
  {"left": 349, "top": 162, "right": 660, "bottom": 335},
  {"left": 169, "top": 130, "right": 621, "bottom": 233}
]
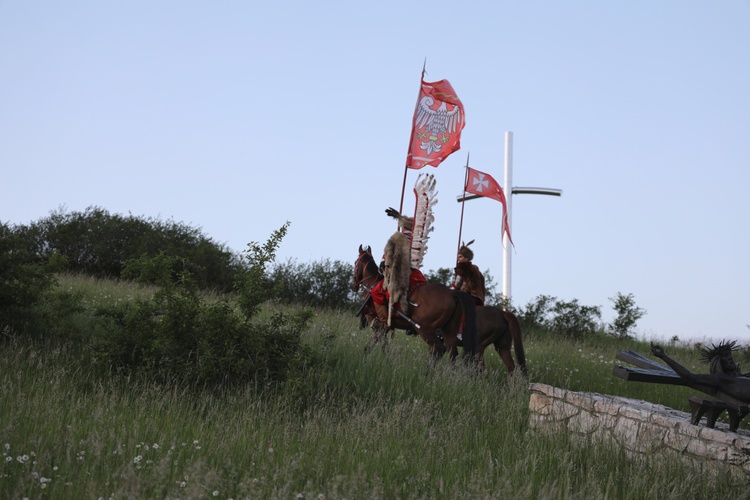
[
  {"left": 399, "top": 60, "right": 427, "bottom": 214},
  {"left": 456, "top": 152, "right": 470, "bottom": 255}
]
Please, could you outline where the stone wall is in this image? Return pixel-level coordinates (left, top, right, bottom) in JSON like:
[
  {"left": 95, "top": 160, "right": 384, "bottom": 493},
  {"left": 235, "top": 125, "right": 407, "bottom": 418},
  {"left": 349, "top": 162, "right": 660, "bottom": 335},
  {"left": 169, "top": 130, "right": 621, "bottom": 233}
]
[{"left": 528, "top": 383, "right": 750, "bottom": 477}]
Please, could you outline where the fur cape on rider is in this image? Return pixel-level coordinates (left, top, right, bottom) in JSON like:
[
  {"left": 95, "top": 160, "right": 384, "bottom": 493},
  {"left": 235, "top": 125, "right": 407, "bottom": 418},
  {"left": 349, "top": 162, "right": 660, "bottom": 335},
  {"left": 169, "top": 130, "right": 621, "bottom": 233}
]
[
  {"left": 383, "top": 231, "right": 411, "bottom": 316},
  {"left": 382, "top": 173, "right": 437, "bottom": 325},
  {"left": 454, "top": 260, "right": 486, "bottom": 305}
]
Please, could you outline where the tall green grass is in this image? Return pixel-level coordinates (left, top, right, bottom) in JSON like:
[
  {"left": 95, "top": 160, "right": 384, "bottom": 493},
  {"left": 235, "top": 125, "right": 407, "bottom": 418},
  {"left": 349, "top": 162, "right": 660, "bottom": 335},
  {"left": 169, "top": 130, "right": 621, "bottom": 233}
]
[{"left": 1, "top": 275, "right": 746, "bottom": 498}]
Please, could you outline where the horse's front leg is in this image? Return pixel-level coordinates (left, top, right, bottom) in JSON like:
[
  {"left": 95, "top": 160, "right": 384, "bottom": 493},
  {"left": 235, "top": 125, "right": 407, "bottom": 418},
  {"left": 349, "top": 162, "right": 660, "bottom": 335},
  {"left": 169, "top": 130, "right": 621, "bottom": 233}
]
[{"left": 418, "top": 329, "right": 446, "bottom": 362}]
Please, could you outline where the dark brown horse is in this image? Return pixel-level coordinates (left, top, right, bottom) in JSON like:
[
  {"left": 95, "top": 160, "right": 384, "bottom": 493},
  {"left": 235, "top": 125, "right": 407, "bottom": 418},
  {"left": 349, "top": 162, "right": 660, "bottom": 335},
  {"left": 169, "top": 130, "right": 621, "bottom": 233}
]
[
  {"left": 352, "top": 245, "right": 477, "bottom": 361},
  {"left": 445, "top": 306, "right": 527, "bottom": 376},
  {"left": 450, "top": 262, "right": 527, "bottom": 376}
]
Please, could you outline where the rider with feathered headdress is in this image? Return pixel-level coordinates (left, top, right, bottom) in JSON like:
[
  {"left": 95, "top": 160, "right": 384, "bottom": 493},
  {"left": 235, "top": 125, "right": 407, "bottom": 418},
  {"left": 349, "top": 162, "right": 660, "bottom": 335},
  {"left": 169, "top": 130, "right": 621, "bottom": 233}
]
[{"left": 451, "top": 240, "right": 485, "bottom": 306}]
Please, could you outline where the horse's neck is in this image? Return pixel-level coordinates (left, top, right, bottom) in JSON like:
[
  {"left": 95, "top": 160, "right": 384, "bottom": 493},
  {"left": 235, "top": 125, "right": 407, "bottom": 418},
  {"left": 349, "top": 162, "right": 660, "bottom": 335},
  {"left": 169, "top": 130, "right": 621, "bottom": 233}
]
[
  {"left": 361, "top": 270, "right": 381, "bottom": 288},
  {"left": 362, "top": 260, "right": 383, "bottom": 286},
  {"left": 357, "top": 257, "right": 382, "bottom": 288}
]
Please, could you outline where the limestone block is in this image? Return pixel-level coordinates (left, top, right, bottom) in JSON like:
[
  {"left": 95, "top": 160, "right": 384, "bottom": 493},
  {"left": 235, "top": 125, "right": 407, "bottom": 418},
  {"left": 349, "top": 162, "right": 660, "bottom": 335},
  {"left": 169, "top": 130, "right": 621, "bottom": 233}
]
[
  {"left": 635, "top": 423, "right": 669, "bottom": 453},
  {"left": 529, "top": 392, "right": 553, "bottom": 416},
  {"left": 566, "top": 409, "right": 600, "bottom": 434},
  {"left": 527, "top": 384, "right": 750, "bottom": 477},
  {"left": 594, "top": 398, "right": 622, "bottom": 417},
  {"left": 552, "top": 399, "right": 581, "bottom": 421},
  {"left": 612, "top": 417, "right": 642, "bottom": 451},
  {"left": 663, "top": 428, "right": 691, "bottom": 453},
  {"left": 564, "top": 390, "right": 598, "bottom": 413}
]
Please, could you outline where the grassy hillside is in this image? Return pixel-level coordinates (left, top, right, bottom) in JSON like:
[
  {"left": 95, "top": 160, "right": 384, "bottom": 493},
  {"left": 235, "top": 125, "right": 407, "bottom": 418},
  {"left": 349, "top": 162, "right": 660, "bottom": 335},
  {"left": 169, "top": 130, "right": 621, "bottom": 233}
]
[{"left": 1, "top": 274, "right": 746, "bottom": 498}]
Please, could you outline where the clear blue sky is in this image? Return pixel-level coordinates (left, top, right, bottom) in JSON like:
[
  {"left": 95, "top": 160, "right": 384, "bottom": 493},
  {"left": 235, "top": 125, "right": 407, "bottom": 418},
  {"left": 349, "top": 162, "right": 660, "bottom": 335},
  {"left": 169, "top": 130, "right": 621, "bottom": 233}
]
[{"left": 2, "top": 1, "right": 748, "bottom": 343}]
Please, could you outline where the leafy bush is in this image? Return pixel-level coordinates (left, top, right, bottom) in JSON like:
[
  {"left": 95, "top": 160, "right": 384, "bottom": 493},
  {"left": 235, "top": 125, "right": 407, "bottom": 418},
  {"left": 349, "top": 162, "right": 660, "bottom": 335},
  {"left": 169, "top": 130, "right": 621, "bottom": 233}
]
[
  {"left": 92, "top": 223, "right": 315, "bottom": 388},
  {"left": 518, "top": 294, "right": 557, "bottom": 330},
  {"left": 517, "top": 294, "right": 602, "bottom": 340},
  {"left": 16, "top": 206, "right": 239, "bottom": 291},
  {"left": 549, "top": 299, "right": 602, "bottom": 339},
  {"left": 607, "top": 292, "right": 646, "bottom": 339},
  {"left": 0, "top": 223, "right": 60, "bottom": 336},
  {"left": 424, "top": 267, "right": 453, "bottom": 286},
  {"left": 271, "top": 258, "right": 358, "bottom": 309}
]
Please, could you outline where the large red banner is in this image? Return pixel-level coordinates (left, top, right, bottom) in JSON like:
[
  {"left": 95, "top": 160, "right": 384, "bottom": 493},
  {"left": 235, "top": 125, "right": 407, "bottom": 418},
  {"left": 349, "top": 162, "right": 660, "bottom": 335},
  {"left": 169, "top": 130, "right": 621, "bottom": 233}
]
[{"left": 406, "top": 79, "right": 465, "bottom": 169}]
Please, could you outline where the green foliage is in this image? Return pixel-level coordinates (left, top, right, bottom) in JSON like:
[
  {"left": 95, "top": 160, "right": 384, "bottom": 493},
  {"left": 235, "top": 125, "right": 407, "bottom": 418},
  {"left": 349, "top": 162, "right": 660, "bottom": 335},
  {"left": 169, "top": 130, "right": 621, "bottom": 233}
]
[
  {"left": 517, "top": 294, "right": 557, "bottom": 330},
  {"left": 234, "top": 222, "right": 290, "bottom": 318},
  {"left": 607, "top": 292, "right": 646, "bottom": 339},
  {"left": 549, "top": 299, "right": 602, "bottom": 339},
  {"left": 0, "top": 223, "right": 58, "bottom": 336},
  {"left": 517, "top": 295, "right": 602, "bottom": 340},
  {"left": 482, "top": 268, "right": 503, "bottom": 306},
  {"left": 423, "top": 267, "right": 453, "bottom": 286},
  {"left": 2, "top": 302, "right": 747, "bottom": 498},
  {"left": 271, "top": 258, "right": 358, "bottom": 309},
  {"left": 16, "top": 206, "right": 239, "bottom": 291},
  {"left": 92, "top": 223, "right": 315, "bottom": 387}
]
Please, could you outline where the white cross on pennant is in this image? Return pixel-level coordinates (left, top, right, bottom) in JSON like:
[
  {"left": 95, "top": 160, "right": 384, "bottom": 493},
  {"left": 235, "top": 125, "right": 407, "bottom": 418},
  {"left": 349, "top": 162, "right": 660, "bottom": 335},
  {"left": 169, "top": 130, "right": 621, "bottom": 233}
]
[{"left": 472, "top": 173, "right": 489, "bottom": 192}]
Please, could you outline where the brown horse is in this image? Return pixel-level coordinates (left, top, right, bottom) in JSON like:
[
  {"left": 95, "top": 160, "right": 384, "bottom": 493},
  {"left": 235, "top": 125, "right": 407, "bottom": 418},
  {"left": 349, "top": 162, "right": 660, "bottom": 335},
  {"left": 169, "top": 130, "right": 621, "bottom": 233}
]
[
  {"left": 352, "top": 245, "right": 477, "bottom": 362},
  {"left": 449, "top": 262, "right": 527, "bottom": 376},
  {"left": 444, "top": 306, "right": 527, "bottom": 376}
]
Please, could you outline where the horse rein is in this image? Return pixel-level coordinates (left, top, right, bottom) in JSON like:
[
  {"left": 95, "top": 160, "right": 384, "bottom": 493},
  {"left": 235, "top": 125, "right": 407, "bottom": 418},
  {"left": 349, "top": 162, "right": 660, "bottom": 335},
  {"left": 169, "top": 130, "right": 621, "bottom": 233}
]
[{"left": 352, "top": 252, "right": 382, "bottom": 293}]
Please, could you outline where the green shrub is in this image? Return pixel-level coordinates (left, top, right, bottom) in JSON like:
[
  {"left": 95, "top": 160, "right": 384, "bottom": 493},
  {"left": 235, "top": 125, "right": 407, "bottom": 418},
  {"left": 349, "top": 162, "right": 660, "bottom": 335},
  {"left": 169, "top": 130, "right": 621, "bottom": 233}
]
[
  {"left": 271, "top": 258, "right": 358, "bottom": 309},
  {"left": 550, "top": 299, "right": 602, "bottom": 339},
  {"left": 91, "top": 224, "right": 315, "bottom": 388},
  {"left": 424, "top": 267, "right": 452, "bottom": 286},
  {"left": 608, "top": 292, "right": 646, "bottom": 339},
  {"left": 517, "top": 294, "right": 603, "bottom": 340},
  {"left": 518, "top": 294, "right": 557, "bottom": 330},
  {"left": 0, "top": 223, "right": 59, "bottom": 336},
  {"left": 16, "top": 206, "right": 239, "bottom": 291}
]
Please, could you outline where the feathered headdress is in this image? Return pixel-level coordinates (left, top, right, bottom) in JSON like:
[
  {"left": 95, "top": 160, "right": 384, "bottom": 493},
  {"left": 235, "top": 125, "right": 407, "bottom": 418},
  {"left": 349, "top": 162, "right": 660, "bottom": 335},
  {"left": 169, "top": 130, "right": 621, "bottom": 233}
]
[
  {"left": 458, "top": 239, "right": 475, "bottom": 261},
  {"left": 409, "top": 173, "right": 437, "bottom": 269}
]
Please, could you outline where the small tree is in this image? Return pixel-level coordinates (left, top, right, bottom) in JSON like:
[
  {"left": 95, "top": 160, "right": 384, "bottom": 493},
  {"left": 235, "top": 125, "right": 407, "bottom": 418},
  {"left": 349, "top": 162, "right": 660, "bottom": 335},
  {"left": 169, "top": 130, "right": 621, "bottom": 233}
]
[
  {"left": 271, "top": 258, "right": 358, "bottom": 309},
  {"left": 518, "top": 294, "right": 557, "bottom": 330},
  {"left": 607, "top": 292, "right": 646, "bottom": 340},
  {"left": 234, "top": 222, "right": 290, "bottom": 318},
  {"left": 0, "top": 223, "right": 59, "bottom": 336},
  {"left": 423, "top": 267, "right": 453, "bottom": 286},
  {"left": 550, "top": 299, "right": 602, "bottom": 339}
]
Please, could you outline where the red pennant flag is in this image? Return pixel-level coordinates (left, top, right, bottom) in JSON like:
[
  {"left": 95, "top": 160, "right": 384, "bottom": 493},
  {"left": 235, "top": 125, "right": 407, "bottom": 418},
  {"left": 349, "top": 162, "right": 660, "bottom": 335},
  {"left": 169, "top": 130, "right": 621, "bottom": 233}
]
[
  {"left": 465, "top": 167, "right": 514, "bottom": 246},
  {"left": 406, "top": 79, "right": 465, "bottom": 169}
]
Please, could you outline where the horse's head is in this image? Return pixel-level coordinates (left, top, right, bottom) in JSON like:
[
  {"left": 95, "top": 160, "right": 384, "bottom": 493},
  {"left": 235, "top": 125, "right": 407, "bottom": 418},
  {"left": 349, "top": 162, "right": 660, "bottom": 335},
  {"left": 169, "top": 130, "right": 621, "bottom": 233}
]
[{"left": 352, "top": 245, "right": 378, "bottom": 292}]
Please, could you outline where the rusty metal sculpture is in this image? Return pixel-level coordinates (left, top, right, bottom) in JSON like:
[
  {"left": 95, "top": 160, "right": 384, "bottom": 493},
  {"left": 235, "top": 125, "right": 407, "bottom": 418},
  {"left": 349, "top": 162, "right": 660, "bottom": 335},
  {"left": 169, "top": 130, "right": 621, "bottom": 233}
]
[{"left": 613, "top": 341, "right": 750, "bottom": 431}]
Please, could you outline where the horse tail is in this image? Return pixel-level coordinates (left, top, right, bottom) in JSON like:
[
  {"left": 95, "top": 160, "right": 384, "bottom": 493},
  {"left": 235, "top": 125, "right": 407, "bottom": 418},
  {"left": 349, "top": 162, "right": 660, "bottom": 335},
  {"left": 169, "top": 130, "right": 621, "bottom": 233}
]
[
  {"left": 457, "top": 292, "right": 478, "bottom": 360},
  {"left": 505, "top": 311, "right": 527, "bottom": 376}
]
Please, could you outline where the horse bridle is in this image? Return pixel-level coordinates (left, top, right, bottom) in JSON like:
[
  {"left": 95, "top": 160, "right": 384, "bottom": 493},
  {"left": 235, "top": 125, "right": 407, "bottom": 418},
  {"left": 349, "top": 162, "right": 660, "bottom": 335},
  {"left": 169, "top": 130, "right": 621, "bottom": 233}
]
[{"left": 352, "top": 252, "right": 381, "bottom": 293}]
